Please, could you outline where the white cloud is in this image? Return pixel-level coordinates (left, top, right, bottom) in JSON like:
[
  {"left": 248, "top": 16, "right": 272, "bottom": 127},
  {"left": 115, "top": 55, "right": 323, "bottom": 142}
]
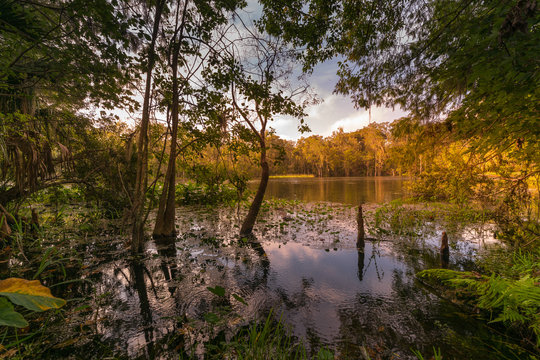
[
  {"left": 272, "top": 93, "right": 407, "bottom": 140},
  {"left": 270, "top": 56, "right": 408, "bottom": 140}
]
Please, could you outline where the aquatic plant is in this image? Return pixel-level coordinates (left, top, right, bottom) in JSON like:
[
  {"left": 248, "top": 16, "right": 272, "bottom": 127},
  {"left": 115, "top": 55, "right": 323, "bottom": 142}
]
[
  {"left": 176, "top": 181, "right": 241, "bottom": 206},
  {"left": 372, "top": 201, "right": 426, "bottom": 236},
  {"left": 418, "top": 249, "right": 540, "bottom": 347}
]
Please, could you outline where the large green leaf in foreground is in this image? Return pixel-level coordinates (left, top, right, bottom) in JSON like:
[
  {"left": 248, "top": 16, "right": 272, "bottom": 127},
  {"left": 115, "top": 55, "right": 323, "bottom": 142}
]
[
  {"left": 0, "top": 297, "right": 28, "bottom": 328},
  {"left": 0, "top": 278, "right": 66, "bottom": 312}
]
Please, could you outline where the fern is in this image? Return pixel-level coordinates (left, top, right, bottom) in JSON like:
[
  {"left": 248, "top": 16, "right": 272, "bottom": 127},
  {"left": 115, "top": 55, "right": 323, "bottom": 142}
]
[{"left": 418, "top": 257, "right": 540, "bottom": 346}]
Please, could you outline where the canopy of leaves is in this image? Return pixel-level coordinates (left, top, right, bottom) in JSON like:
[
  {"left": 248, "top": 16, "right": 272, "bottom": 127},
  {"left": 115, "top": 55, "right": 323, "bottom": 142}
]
[
  {"left": 0, "top": 0, "right": 137, "bottom": 112},
  {"left": 259, "top": 0, "right": 539, "bottom": 154}
]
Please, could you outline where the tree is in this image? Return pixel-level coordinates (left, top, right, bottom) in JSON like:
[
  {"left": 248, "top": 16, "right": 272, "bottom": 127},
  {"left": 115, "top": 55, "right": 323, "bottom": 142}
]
[
  {"left": 327, "top": 128, "right": 363, "bottom": 176},
  {"left": 151, "top": 0, "right": 245, "bottom": 238},
  {"left": 259, "top": 0, "right": 539, "bottom": 162},
  {"left": 297, "top": 135, "right": 327, "bottom": 177},
  {"left": 358, "top": 123, "right": 388, "bottom": 177},
  {"left": 0, "top": 0, "right": 135, "bottom": 112},
  {"left": 210, "top": 27, "right": 311, "bottom": 236},
  {"left": 0, "top": 0, "right": 135, "bottom": 207},
  {"left": 130, "top": 0, "right": 167, "bottom": 253}
]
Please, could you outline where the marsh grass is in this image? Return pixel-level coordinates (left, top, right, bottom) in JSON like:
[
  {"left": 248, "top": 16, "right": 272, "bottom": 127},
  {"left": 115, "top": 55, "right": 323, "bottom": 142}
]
[{"left": 201, "top": 311, "right": 333, "bottom": 360}]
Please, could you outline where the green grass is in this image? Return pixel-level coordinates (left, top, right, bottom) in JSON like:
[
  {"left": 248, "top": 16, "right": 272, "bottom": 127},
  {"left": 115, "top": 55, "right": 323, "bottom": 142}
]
[{"left": 200, "top": 311, "right": 333, "bottom": 360}]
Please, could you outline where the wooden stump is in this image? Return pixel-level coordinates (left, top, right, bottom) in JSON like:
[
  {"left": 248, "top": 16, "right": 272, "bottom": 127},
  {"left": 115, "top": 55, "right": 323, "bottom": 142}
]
[{"left": 357, "top": 205, "right": 365, "bottom": 249}]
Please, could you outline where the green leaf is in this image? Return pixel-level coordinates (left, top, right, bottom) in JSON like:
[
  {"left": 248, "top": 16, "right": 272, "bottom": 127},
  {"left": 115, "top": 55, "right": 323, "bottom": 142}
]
[
  {"left": 207, "top": 285, "right": 225, "bottom": 297},
  {"left": 0, "top": 278, "right": 66, "bottom": 312},
  {"left": 317, "top": 348, "right": 334, "bottom": 360},
  {"left": 232, "top": 293, "right": 247, "bottom": 305},
  {"left": 204, "top": 312, "right": 220, "bottom": 324},
  {"left": 0, "top": 297, "right": 28, "bottom": 328}
]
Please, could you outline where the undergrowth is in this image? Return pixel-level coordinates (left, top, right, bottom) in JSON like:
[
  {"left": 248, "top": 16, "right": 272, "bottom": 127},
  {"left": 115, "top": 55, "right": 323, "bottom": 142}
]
[
  {"left": 201, "top": 311, "right": 333, "bottom": 360},
  {"left": 418, "top": 249, "right": 540, "bottom": 348},
  {"left": 368, "top": 199, "right": 493, "bottom": 238},
  {"left": 176, "top": 181, "right": 246, "bottom": 206}
]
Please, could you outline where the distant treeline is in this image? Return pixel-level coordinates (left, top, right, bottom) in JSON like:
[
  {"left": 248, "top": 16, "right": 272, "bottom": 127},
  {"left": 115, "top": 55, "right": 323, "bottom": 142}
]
[
  {"left": 178, "top": 115, "right": 535, "bottom": 208},
  {"left": 185, "top": 119, "right": 449, "bottom": 179}
]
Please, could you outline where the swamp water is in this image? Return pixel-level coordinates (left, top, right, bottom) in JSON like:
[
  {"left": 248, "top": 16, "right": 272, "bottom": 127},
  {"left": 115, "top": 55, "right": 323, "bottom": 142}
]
[
  {"left": 44, "top": 178, "right": 534, "bottom": 359},
  {"left": 260, "top": 176, "right": 408, "bottom": 204}
]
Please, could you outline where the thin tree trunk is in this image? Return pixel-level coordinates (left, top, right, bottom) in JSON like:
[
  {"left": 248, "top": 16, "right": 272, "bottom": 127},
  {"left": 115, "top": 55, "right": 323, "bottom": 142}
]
[
  {"left": 154, "top": 0, "right": 190, "bottom": 239},
  {"left": 131, "top": 0, "right": 165, "bottom": 254},
  {"left": 153, "top": 41, "right": 181, "bottom": 238},
  {"left": 240, "top": 145, "right": 268, "bottom": 236}
]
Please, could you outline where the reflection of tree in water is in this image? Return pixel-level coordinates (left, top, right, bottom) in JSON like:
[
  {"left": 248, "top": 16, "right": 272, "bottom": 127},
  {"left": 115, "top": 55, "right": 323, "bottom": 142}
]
[
  {"left": 52, "top": 205, "right": 354, "bottom": 358},
  {"left": 130, "top": 260, "right": 156, "bottom": 360},
  {"left": 361, "top": 242, "right": 384, "bottom": 281},
  {"left": 392, "top": 239, "right": 478, "bottom": 274},
  {"left": 275, "top": 276, "right": 314, "bottom": 310},
  {"left": 241, "top": 233, "right": 270, "bottom": 282},
  {"left": 357, "top": 248, "right": 365, "bottom": 281},
  {"left": 305, "top": 326, "right": 324, "bottom": 356},
  {"left": 336, "top": 274, "right": 429, "bottom": 358},
  {"left": 272, "top": 275, "right": 324, "bottom": 356},
  {"left": 154, "top": 236, "right": 178, "bottom": 296}
]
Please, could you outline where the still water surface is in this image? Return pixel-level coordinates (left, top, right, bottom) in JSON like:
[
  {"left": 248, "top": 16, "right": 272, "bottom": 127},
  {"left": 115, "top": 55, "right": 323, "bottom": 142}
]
[
  {"left": 255, "top": 176, "right": 408, "bottom": 204},
  {"left": 52, "top": 178, "right": 533, "bottom": 359}
]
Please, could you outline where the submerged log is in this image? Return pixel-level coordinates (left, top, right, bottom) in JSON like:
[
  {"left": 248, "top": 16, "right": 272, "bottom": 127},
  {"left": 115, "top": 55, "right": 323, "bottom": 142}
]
[{"left": 357, "top": 204, "right": 365, "bottom": 248}]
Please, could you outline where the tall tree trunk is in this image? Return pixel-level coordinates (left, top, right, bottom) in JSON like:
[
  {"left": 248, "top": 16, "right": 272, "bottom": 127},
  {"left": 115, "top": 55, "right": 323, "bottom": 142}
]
[
  {"left": 240, "top": 144, "right": 268, "bottom": 236},
  {"left": 131, "top": 0, "right": 165, "bottom": 254},
  {"left": 153, "top": 41, "right": 181, "bottom": 238}
]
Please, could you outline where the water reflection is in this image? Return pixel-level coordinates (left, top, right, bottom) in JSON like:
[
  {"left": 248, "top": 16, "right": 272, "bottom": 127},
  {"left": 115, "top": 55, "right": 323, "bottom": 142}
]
[
  {"left": 357, "top": 249, "right": 365, "bottom": 281},
  {"left": 240, "top": 233, "right": 270, "bottom": 281},
  {"left": 48, "top": 205, "right": 533, "bottom": 360},
  {"left": 257, "top": 177, "right": 408, "bottom": 204},
  {"left": 155, "top": 237, "right": 178, "bottom": 296},
  {"left": 130, "top": 260, "right": 155, "bottom": 359},
  {"left": 264, "top": 240, "right": 528, "bottom": 359}
]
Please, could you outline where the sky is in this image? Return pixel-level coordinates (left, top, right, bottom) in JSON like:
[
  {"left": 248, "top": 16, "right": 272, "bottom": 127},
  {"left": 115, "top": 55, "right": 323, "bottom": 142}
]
[
  {"left": 271, "top": 59, "right": 408, "bottom": 140},
  {"left": 240, "top": 1, "right": 407, "bottom": 140},
  {"left": 106, "top": 60, "right": 407, "bottom": 140}
]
